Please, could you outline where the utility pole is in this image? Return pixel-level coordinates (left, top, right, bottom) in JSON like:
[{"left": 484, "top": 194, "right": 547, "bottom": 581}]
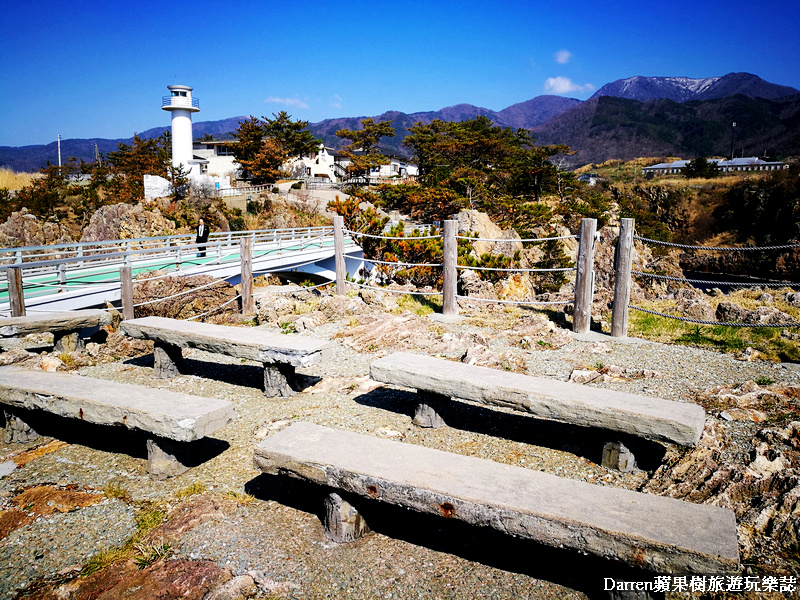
[
  {"left": 729, "top": 122, "right": 736, "bottom": 161},
  {"left": 57, "top": 134, "right": 62, "bottom": 170}
]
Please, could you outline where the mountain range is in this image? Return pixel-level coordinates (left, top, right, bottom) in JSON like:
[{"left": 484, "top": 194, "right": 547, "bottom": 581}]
[{"left": 1, "top": 72, "right": 798, "bottom": 173}]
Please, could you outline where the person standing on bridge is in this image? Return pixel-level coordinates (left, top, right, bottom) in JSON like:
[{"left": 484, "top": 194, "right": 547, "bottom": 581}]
[{"left": 195, "top": 218, "right": 210, "bottom": 257}]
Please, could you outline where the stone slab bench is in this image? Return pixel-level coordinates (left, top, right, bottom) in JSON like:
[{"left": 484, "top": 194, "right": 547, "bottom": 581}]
[
  {"left": 370, "top": 352, "right": 706, "bottom": 471},
  {"left": 120, "top": 316, "right": 331, "bottom": 397},
  {"left": 0, "top": 309, "right": 113, "bottom": 353},
  {"left": 0, "top": 366, "right": 235, "bottom": 478},
  {"left": 254, "top": 422, "right": 739, "bottom": 574}
]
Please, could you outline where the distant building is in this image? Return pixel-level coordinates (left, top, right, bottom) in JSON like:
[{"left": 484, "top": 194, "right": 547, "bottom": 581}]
[
  {"left": 191, "top": 139, "right": 418, "bottom": 187},
  {"left": 642, "top": 157, "right": 789, "bottom": 176}
]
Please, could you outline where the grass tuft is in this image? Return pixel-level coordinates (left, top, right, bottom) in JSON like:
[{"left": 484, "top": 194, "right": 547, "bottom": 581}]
[{"left": 175, "top": 482, "right": 206, "bottom": 499}]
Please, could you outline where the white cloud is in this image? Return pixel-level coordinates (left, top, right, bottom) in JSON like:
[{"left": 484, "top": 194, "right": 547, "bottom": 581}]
[
  {"left": 554, "top": 49, "right": 571, "bottom": 64},
  {"left": 265, "top": 96, "right": 310, "bottom": 109},
  {"left": 543, "top": 77, "right": 595, "bottom": 95},
  {"left": 330, "top": 94, "right": 343, "bottom": 109}
]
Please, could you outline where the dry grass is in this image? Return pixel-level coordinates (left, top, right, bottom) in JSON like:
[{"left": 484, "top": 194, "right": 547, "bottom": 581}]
[
  {"left": 622, "top": 289, "right": 800, "bottom": 362},
  {"left": 0, "top": 168, "right": 36, "bottom": 190}
]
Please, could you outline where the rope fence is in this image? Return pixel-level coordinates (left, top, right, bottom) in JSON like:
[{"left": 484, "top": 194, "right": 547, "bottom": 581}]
[
  {"left": 611, "top": 218, "right": 799, "bottom": 335},
  {"left": 632, "top": 271, "right": 799, "bottom": 288},
  {"left": 186, "top": 294, "right": 243, "bottom": 321},
  {"left": 634, "top": 235, "right": 800, "bottom": 252},
  {"left": 629, "top": 305, "right": 800, "bottom": 328},
  {"left": 456, "top": 294, "right": 574, "bottom": 306},
  {"left": 7, "top": 217, "right": 796, "bottom": 340}
]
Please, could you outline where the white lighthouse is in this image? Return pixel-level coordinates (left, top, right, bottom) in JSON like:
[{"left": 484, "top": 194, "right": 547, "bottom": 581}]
[{"left": 161, "top": 84, "right": 200, "bottom": 175}]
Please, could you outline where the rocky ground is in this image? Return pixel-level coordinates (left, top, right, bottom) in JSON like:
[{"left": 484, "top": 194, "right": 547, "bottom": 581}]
[{"left": 1, "top": 288, "right": 800, "bottom": 599}]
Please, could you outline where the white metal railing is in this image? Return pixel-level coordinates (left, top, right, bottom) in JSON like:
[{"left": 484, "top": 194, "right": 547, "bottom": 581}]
[
  {"left": 0, "top": 226, "right": 364, "bottom": 316},
  {"left": 0, "top": 226, "right": 332, "bottom": 267}
]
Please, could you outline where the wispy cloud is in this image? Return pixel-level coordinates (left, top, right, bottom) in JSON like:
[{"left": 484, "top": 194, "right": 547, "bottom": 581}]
[
  {"left": 265, "top": 96, "right": 310, "bottom": 109},
  {"left": 330, "top": 94, "right": 343, "bottom": 109},
  {"left": 554, "top": 49, "right": 571, "bottom": 64},
  {"left": 544, "top": 77, "right": 595, "bottom": 95}
]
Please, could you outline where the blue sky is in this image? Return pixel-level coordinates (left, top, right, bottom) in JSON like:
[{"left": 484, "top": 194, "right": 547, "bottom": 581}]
[{"left": 1, "top": 0, "right": 799, "bottom": 148}]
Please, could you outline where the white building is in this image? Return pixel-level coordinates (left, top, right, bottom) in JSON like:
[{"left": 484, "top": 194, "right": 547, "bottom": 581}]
[
  {"left": 191, "top": 140, "right": 418, "bottom": 187},
  {"left": 643, "top": 157, "right": 788, "bottom": 176},
  {"left": 161, "top": 84, "right": 203, "bottom": 177}
]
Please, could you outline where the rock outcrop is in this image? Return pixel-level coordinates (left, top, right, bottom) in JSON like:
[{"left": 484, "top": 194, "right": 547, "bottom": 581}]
[
  {"left": 0, "top": 208, "right": 72, "bottom": 249},
  {"left": 80, "top": 202, "right": 176, "bottom": 243}
]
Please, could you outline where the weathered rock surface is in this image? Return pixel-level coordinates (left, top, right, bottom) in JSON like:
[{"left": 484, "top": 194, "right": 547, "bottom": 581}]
[
  {"left": 643, "top": 419, "right": 800, "bottom": 568},
  {"left": 80, "top": 202, "right": 176, "bottom": 243},
  {"left": 456, "top": 209, "right": 522, "bottom": 258},
  {"left": 0, "top": 208, "right": 72, "bottom": 249}
]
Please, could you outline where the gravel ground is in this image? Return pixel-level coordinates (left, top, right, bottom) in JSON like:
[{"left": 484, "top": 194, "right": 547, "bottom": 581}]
[{"left": 1, "top": 301, "right": 799, "bottom": 599}]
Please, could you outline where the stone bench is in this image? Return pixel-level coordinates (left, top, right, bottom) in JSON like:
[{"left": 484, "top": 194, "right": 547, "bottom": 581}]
[
  {"left": 254, "top": 422, "right": 739, "bottom": 575},
  {"left": 0, "top": 366, "right": 235, "bottom": 478},
  {"left": 120, "top": 316, "right": 331, "bottom": 397},
  {"left": 0, "top": 309, "right": 113, "bottom": 353},
  {"left": 370, "top": 352, "right": 706, "bottom": 471}
]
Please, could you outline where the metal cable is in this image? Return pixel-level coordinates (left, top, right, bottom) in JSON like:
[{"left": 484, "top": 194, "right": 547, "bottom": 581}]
[
  {"left": 632, "top": 270, "right": 799, "bottom": 288},
  {"left": 455, "top": 294, "right": 574, "bottom": 306},
  {"left": 458, "top": 265, "right": 576, "bottom": 273},
  {"left": 367, "top": 257, "right": 443, "bottom": 268},
  {"left": 633, "top": 236, "right": 800, "bottom": 252},
  {"left": 629, "top": 305, "right": 800, "bottom": 328},
  {"left": 265, "top": 280, "right": 335, "bottom": 293},
  {"left": 132, "top": 277, "right": 228, "bottom": 308},
  {"left": 348, "top": 280, "right": 443, "bottom": 296},
  {"left": 344, "top": 228, "right": 441, "bottom": 241},
  {"left": 457, "top": 234, "right": 579, "bottom": 243},
  {"left": 186, "top": 294, "right": 242, "bottom": 321}
]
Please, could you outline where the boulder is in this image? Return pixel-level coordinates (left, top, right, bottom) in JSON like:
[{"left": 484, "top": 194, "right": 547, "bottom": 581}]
[
  {"left": 676, "top": 298, "right": 716, "bottom": 321},
  {"left": 0, "top": 208, "right": 72, "bottom": 249},
  {"left": 80, "top": 202, "right": 176, "bottom": 243},
  {"left": 715, "top": 301, "right": 750, "bottom": 323},
  {"left": 456, "top": 209, "right": 522, "bottom": 258},
  {"left": 744, "top": 306, "right": 795, "bottom": 325}
]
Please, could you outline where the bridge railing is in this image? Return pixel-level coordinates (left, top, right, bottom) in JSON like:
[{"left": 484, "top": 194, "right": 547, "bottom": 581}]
[
  {"left": 0, "top": 226, "right": 332, "bottom": 266},
  {"left": 1, "top": 226, "right": 344, "bottom": 316}
]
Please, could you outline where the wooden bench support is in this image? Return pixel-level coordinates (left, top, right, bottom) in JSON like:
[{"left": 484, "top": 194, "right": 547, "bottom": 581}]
[
  {"left": 412, "top": 391, "right": 448, "bottom": 428},
  {"left": 2, "top": 410, "right": 40, "bottom": 443},
  {"left": 264, "top": 363, "right": 299, "bottom": 398},
  {"left": 323, "top": 492, "right": 371, "bottom": 542},
  {"left": 602, "top": 441, "right": 637, "bottom": 472},
  {"left": 255, "top": 422, "right": 739, "bottom": 574},
  {"left": 0, "top": 366, "right": 235, "bottom": 478},
  {"left": 153, "top": 342, "right": 184, "bottom": 379},
  {"left": 53, "top": 331, "right": 85, "bottom": 354}
]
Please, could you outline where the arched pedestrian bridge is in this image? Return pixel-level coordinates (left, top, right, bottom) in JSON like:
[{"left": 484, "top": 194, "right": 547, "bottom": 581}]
[{"left": 0, "top": 227, "right": 364, "bottom": 316}]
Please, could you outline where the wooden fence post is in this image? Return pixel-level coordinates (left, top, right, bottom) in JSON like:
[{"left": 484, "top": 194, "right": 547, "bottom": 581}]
[
  {"left": 611, "top": 218, "right": 635, "bottom": 338},
  {"left": 442, "top": 220, "right": 458, "bottom": 317},
  {"left": 7, "top": 267, "right": 25, "bottom": 317},
  {"left": 573, "top": 218, "right": 597, "bottom": 334},
  {"left": 333, "top": 216, "right": 346, "bottom": 296},
  {"left": 120, "top": 266, "right": 134, "bottom": 320},
  {"left": 240, "top": 238, "right": 254, "bottom": 316}
]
